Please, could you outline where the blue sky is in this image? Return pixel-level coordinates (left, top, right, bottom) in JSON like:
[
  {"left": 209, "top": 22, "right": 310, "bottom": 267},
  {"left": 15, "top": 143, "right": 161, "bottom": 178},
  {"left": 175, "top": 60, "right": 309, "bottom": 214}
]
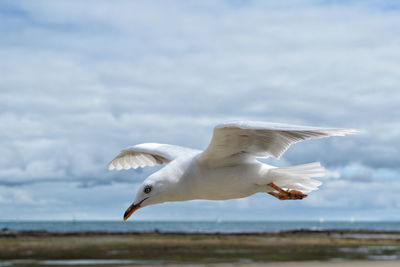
[{"left": 1, "top": 0, "right": 400, "bottom": 221}]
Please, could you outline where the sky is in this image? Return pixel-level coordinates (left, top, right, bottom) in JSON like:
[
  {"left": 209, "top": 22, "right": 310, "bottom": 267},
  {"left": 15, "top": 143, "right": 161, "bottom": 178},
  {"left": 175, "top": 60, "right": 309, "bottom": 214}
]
[{"left": 1, "top": 0, "right": 400, "bottom": 221}]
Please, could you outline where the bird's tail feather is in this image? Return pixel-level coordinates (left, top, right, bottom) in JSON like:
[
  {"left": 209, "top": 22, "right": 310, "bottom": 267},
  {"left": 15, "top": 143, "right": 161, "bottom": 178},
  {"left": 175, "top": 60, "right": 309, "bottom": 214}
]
[{"left": 270, "top": 162, "right": 325, "bottom": 193}]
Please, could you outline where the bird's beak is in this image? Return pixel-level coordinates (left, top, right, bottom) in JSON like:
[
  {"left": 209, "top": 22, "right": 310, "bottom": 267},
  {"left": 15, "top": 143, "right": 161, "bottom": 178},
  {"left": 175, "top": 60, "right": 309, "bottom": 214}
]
[{"left": 123, "top": 197, "right": 148, "bottom": 221}]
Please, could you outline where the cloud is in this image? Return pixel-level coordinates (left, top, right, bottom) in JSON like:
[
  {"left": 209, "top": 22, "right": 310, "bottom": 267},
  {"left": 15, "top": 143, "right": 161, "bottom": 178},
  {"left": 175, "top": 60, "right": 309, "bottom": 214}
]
[{"left": 0, "top": 0, "right": 399, "bottom": 219}]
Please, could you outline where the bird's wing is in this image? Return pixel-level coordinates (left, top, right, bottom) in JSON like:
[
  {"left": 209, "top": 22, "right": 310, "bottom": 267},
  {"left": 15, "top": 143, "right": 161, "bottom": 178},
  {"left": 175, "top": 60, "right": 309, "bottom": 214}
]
[
  {"left": 198, "top": 121, "right": 358, "bottom": 167},
  {"left": 108, "top": 143, "right": 200, "bottom": 170}
]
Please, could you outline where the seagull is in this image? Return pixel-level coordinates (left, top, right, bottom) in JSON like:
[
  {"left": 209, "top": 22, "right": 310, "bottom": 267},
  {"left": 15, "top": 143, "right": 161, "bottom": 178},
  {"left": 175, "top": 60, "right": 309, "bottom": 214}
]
[{"left": 108, "top": 121, "right": 357, "bottom": 221}]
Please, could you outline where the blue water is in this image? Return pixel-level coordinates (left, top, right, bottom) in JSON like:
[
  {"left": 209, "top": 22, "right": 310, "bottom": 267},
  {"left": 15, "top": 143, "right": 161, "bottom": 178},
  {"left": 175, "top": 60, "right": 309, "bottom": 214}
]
[{"left": 1, "top": 221, "right": 400, "bottom": 233}]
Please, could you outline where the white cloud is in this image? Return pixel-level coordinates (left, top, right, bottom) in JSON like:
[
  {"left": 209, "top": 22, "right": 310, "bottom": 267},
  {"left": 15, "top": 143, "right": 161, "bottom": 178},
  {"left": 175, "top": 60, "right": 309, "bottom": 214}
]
[{"left": 0, "top": 0, "right": 399, "bottom": 219}]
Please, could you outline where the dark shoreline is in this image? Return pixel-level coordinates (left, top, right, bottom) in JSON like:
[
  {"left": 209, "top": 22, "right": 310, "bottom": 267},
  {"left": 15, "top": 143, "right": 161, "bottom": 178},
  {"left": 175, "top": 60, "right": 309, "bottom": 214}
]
[
  {"left": 2, "top": 229, "right": 400, "bottom": 265},
  {"left": 2, "top": 228, "right": 400, "bottom": 237}
]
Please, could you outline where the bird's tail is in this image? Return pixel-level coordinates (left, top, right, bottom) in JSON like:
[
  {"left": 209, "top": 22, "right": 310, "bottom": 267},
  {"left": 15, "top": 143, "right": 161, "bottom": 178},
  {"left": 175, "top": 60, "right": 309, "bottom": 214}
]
[{"left": 269, "top": 162, "right": 325, "bottom": 193}]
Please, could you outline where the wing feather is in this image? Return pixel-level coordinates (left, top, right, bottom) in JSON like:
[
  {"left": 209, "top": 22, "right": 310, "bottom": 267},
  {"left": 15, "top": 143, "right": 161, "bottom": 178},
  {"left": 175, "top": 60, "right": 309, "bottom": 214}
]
[
  {"left": 108, "top": 143, "right": 201, "bottom": 171},
  {"left": 198, "top": 121, "right": 358, "bottom": 167}
]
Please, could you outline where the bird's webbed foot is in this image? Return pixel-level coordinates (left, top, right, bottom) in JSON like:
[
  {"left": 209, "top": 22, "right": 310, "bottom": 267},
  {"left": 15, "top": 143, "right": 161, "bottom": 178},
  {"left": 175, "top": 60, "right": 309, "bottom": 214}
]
[{"left": 267, "top": 182, "right": 307, "bottom": 200}]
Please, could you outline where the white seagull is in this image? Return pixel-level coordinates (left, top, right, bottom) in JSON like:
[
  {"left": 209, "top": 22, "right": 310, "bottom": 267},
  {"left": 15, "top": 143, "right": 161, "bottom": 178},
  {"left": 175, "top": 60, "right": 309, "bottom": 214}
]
[{"left": 108, "top": 121, "right": 357, "bottom": 221}]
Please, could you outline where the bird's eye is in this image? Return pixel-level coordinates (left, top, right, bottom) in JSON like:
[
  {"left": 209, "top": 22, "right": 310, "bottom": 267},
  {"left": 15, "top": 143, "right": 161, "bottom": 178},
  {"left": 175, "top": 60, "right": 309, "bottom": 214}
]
[{"left": 144, "top": 185, "right": 152, "bottom": 194}]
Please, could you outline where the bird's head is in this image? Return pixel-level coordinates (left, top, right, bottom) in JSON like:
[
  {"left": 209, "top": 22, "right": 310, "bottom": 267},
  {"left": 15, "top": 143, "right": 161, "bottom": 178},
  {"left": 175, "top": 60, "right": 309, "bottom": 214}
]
[{"left": 123, "top": 172, "right": 177, "bottom": 221}]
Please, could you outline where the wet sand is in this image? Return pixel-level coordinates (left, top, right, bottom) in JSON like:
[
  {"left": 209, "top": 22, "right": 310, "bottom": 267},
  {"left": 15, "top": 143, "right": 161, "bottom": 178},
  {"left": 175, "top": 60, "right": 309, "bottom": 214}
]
[
  {"left": 153, "top": 261, "right": 400, "bottom": 266},
  {"left": 1, "top": 230, "right": 400, "bottom": 266}
]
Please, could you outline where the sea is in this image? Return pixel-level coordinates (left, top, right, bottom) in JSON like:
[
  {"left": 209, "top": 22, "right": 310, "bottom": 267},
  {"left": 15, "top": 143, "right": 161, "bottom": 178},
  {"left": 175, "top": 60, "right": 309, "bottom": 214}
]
[{"left": 1, "top": 221, "right": 400, "bottom": 233}]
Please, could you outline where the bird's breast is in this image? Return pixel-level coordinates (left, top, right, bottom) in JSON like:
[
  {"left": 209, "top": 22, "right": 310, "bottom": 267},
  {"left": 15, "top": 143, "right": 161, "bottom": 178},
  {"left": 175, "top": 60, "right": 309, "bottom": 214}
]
[{"left": 180, "top": 162, "right": 263, "bottom": 200}]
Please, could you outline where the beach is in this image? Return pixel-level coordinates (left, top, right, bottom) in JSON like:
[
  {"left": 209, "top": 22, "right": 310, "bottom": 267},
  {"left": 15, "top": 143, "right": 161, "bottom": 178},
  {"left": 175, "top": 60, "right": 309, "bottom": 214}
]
[
  {"left": 1, "top": 230, "right": 400, "bottom": 266},
  {"left": 164, "top": 261, "right": 400, "bottom": 267},
  {"left": 164, "top": 261, "right": 400, "bottom": 266}
]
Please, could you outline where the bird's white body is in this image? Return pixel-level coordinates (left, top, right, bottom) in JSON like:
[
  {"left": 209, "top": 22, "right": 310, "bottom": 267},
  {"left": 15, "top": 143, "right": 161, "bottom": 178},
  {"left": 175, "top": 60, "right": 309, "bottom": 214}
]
[
  {"left": 108, "top": 121, "right": 357, "bottom": 219},
  {"left": 151, "top": 155, "right": 270, "bottom": 202}
]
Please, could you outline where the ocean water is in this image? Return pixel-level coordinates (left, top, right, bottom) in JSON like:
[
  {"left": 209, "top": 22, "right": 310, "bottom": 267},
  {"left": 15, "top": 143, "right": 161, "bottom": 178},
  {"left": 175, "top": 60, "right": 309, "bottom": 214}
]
[{"left": 1, "top": 221, "right": 400, "bottom": 233}]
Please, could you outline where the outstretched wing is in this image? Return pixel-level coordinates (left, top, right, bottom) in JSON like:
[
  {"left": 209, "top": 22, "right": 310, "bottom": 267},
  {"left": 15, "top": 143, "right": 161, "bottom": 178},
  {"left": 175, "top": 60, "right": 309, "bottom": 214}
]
[
  {"left": 108, "top": 143, "right": 200, "bottom": 170},
  {"left": 198, "top": 121, "right": 358, "bottom": 167}
]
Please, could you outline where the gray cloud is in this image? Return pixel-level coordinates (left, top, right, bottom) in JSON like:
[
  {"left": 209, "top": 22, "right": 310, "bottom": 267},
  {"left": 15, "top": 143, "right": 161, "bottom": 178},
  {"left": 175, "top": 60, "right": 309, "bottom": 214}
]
[{"left": 1, "top": 0, "right": 400, "bottom": 219}]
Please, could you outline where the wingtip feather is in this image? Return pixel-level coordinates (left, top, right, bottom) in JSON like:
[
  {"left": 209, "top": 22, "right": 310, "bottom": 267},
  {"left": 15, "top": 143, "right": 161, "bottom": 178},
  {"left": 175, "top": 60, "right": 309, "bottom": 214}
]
[
  {"left": 328, "top": 128, "right": 360, "bottom": 136},
  {"left": 108, "top": 163, "right": 115, "bottom": 170}
]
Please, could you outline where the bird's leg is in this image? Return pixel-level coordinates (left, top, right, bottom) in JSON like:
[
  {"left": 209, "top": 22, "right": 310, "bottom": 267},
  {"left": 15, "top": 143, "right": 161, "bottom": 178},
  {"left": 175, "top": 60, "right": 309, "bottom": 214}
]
[{"left": 267, "top": 182, "right": 307, "bottom": 200}]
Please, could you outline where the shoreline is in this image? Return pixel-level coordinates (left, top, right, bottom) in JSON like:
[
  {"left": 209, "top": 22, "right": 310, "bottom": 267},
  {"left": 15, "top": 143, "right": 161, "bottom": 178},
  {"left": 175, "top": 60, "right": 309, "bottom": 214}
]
[
  {"left": 153, "top": 261, "right": 400, "bottom": 267},
  {"left": 1, "top": 230, "right": 400, "bottom": 265},
  {"left": 2, "top": 228, "right": 400, "bottom": 237}
]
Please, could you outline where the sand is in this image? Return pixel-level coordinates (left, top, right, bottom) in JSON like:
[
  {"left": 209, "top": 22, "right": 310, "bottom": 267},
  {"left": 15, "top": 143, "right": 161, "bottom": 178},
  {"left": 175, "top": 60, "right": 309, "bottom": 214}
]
[
  {"left": 1, "top": 230, "right": 400, "bottom": 266},
  {"left": 154, "top": 261, "right": 400, "bottom": 267}
]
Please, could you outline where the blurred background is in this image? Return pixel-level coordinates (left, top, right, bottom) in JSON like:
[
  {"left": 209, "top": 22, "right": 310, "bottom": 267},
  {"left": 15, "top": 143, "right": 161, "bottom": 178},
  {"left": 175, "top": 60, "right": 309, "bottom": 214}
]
[{"left": 1, "top": 0, "right": 400, "bottom": 223}]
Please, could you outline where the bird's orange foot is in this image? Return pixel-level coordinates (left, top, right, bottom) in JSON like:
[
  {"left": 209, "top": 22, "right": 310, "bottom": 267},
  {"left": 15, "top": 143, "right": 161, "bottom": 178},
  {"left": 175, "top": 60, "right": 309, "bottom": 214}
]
[{"left": 267, "top": 182, "right": 307, "bottom": 200}]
